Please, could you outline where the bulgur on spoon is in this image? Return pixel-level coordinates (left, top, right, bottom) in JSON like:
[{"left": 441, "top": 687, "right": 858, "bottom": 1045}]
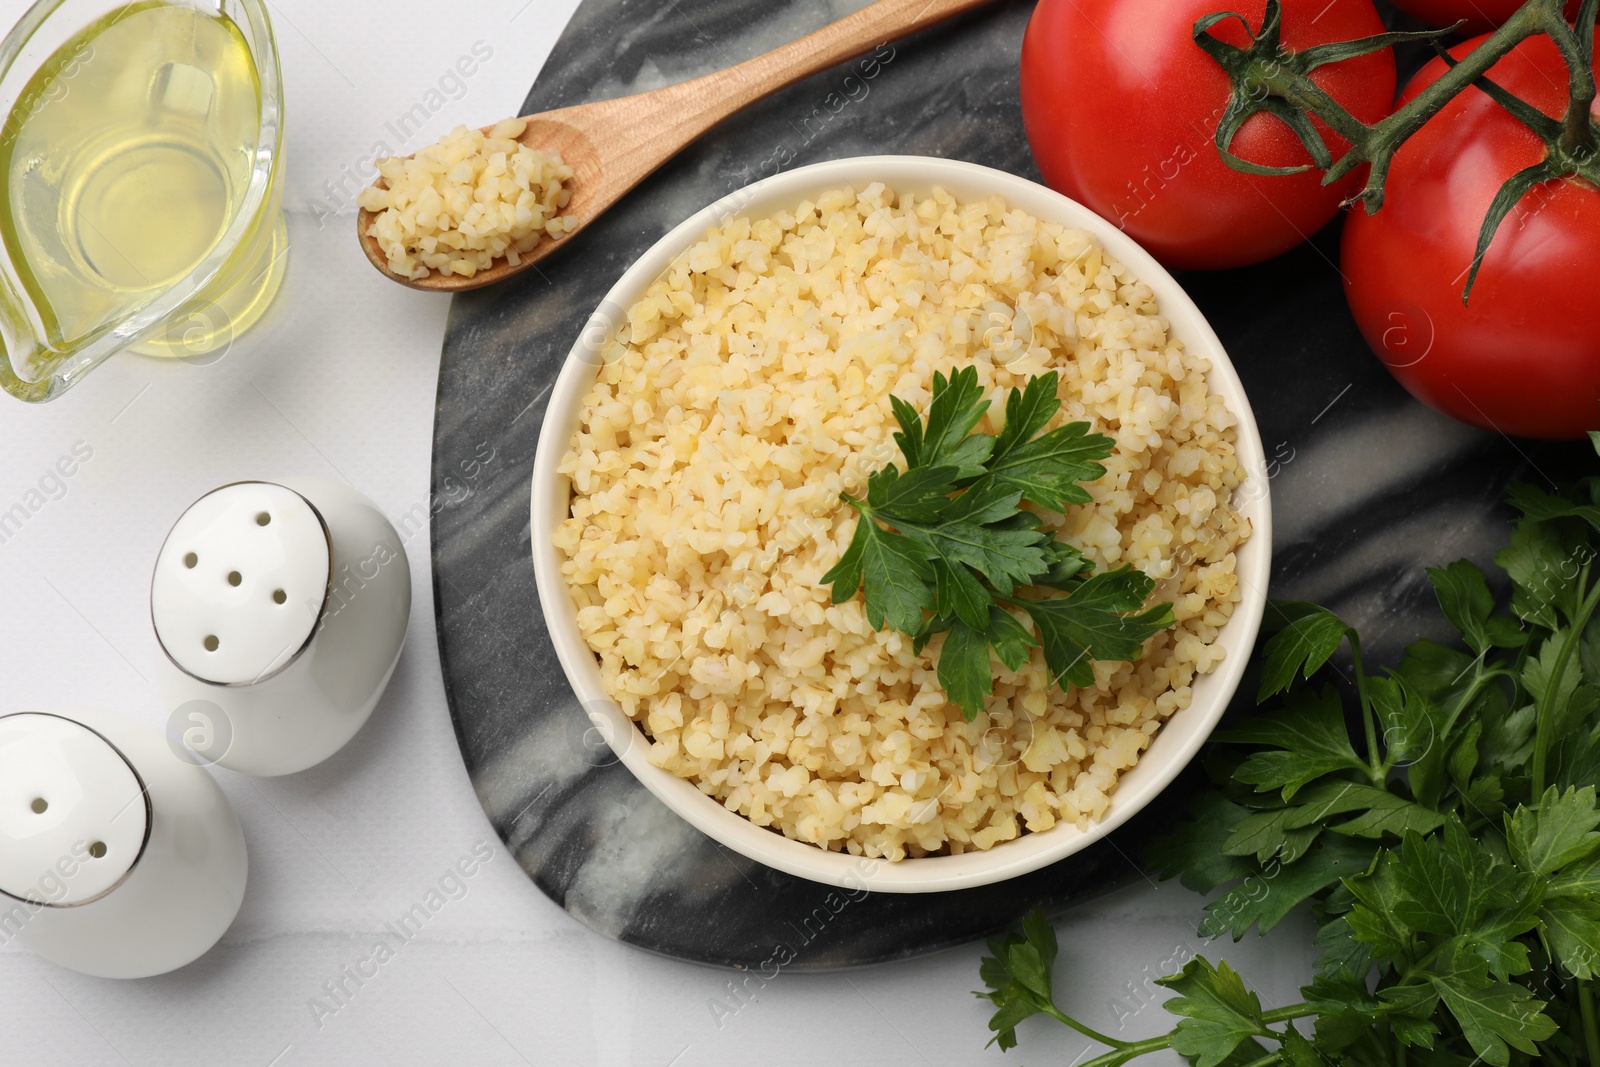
[{"left": 353, "top": 0, "right": 995, "bottom": 292}]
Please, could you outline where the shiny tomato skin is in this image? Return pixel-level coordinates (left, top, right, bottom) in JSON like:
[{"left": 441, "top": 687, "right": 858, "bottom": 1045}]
[
  {"left": 1341, "top": 34, "right": 1600, "bottom": 440},
  {"left": 1387, "top": 0, "right": 1584, "bottom": 36},
  {"left": 1019, "top": 0, "right": 1396, "bottom": 270}
]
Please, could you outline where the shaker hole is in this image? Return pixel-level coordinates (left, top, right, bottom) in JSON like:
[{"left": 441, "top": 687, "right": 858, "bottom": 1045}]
[
  {"left": 184, "top": 552, "right": 198, "bottom": 569},
  {"left": 227, "top": 571, "right": 242, "bottom": 587},
  {"left": 204, "top": 635, "right": 220, "bottom": 652},
  {"left": 88, "top": 841, "right": 107, "bottom": 859},
  {"left": 256, "top": 512, "right": 271, "bottom": 526},
  {"left": 30, "top": 797, "right": 47, "bottom": 814},
  {"left": 273, "top": 589, "right": 287, "bottom": 605}
]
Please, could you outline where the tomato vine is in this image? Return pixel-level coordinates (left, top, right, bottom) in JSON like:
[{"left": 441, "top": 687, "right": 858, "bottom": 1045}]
[{"left": 1195, "top": 0, "right": 1600, "bottom": 299}]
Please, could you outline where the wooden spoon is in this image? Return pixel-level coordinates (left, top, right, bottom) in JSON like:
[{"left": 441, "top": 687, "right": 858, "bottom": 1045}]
[{"left": 357, "top": 0, "right": 996, "bottom": 292}]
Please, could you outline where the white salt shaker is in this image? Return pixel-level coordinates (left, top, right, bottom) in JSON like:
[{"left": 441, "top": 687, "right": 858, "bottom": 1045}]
[
  {"left": 0, "top": 708, "right": 248, "bottom": 978},
  {"left": 151, "top": 477, "right": 411, "bottom": 776}
]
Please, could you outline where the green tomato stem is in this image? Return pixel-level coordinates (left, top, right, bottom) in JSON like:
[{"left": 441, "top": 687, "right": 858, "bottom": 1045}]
[
  {"left": 1195, "top": 0, "right": 1599, "bottom": 284},
  {"left": 1347, "top": 1, "right": 1558, "bottom": 206},
  {"left": 1546, "top": 4, "right": 1599, "bottom": 159}
]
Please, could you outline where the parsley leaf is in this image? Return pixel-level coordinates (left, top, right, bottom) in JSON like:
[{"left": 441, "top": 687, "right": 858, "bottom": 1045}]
[
  {"left": 1428, "top": 560, "right": 1527, "bottom": 654},
  {"left": 1495, "top": 517, "right": 1572, "bottom": 629},
  {"left": 1428, "top": 956, "right": 1557, "bottom": 1067},
  {"left": 1147, "top": 791, "right": 1258, "bottom": 893},
  {"left": 929, "top": 558, "right": 989, "bottom": 631},
  {"left": 1155, "top": 958, "right": 1269, "bottom": 1067},
  {"left": 1222, "top": 806, "right": 1321, "bottom": 865},
  {"left": 896, "top": 516, "right": 1052, "bottom": 596},
  {"left": 1257, "top": 601, "right": 1353, "bottom": 700},
  {"left": 1282, "top": 779, "right": 1445, "bottom": 840},
  {"left": 823, "top": 502, "right": 933, "bottom": 634},
  {"left": 1523, "top": 634, "right": 1582, "bottom": 742},
  {"left": 823, "top": 368, "right": 1172, "bottom": 720},
  {"left": 1507, "top": 482, "right": 1600, "bottom": 536},
  {"left": 1540, "top": 897, "right": 1600, "bottom": 980},
  {"left": 934, "top": 611, "right": 1022, "bottom": 717},
  {"left": 982, "top": 372, "right": 1110, "bottom": 511},
  {"left": 988, "top": 371, "right": 1065, "bottom": 468},
  {"left": 1367, "top": 672, "right": 1448, "bottom": 783},
  {"left": 1015, "top": 567, "right": 1175, "bottom": 691},
  {"left": 1345, "top": 851, "right": 1412, "bottom": 959},
  {"left": 1388, "top": 821, "right": 1529, "bottom": 940},
  {"left": 1305, "top": 968, "right": 1383, "bottom": 1049},
  {"left": 1198, "top": 836, "right": 1376, "bottom": 940},
  {"left": 864, "top": 462, "right": 963, "bottom": 523},
  {"left": 1216, "top": 686, "right": 1369, "bottom": 800},
  {"left": 893, "top": 368, "right": 992, "bottom": 474},
  {"left": 1508, "top": 786, "right": 1600, "bottom": 878},
  {"left": 1311, "top": 921, "right": 1372, "bottom": 983},
  {"left": 975, "top": 909, "right": 1060, "bottom": 1052}
]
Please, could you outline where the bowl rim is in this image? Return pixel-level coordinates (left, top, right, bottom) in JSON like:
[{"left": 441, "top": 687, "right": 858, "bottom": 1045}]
[{"left": 530, "top": 154, "right": 1271, "bottom": 893}]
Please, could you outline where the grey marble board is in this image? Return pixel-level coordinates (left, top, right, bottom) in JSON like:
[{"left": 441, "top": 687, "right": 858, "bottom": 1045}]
[{"left": 430, "top": 0, "right": 1591, "bottom": 970}]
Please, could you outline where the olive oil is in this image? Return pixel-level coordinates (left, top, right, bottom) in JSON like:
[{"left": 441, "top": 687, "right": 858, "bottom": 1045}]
[{"left": 0, "top": 2, "right": 281, "bottom": 361}]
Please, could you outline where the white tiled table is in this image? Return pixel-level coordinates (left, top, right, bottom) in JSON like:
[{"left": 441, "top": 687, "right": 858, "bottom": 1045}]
[{"left": 0, "top": 2, "right": 1314, "bottom": 1062}]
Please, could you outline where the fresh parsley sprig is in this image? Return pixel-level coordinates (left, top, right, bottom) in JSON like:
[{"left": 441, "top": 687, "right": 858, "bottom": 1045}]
[
  {"left": 975, "top": 436, "right": 1600, "bottom": 1067},
  {"left": 821, "top": 367, "right": 1174, "bottom": 721},
  {"left": 979, "top": 913, "right": 1316, "bottom": 1066}
]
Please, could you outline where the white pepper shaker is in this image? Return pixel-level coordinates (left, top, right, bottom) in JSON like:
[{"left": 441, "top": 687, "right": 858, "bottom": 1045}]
[
  {"left": 0, "top": 708, "right": 247, "bottom": 978},
  {"left": 150, "top": 477, "right": 411, "bottom": 776}
]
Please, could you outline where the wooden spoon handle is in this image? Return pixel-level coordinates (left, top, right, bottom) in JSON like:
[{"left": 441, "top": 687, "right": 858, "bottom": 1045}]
[
  {"left": 621, "top": 0, "right": 997, "bottom": 149},
  {"left": 700, "top": 0, "right": 997, "bottom": 113}
]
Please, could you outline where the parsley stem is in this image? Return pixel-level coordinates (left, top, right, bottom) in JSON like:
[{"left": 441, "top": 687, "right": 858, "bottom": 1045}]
[
  {"left": 1425, "top": 660, "right": 1501, "bottom": 782},
  {"left": 1347, "top": 635, "right": 1384, "bottom": 787},
  {"left": 1039, "top": 1004, "right": 1129, "bottom": 1050},
  {"left": 1532, "top": 574, "right": 1600, "bottom": 795},
  {"left": 1261, "top": 1004, "right": 1314, "bottom": 1024},
  {"left": 1232, "top": 1055, "right": 1281, "bottom": 1067},
  {"left": 1066, "top": 1004, "right": 1315, "bottom": 1067},
  {"left": 1506, "top": 638, "right": 1534, "bottom": 710},
  {"left": 1079, "top": 1039, "right": 1166, "bottom": 1067},
  {"left": 1581, "top": 981, "right": 1600, "bottom": 1067}
]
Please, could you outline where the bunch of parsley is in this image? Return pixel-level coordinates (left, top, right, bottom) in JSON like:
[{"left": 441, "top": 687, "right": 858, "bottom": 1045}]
[
  {"left": 822, "top": 366, "right": 1174, "bottom": 720},
  {"left": 978, "top": 441, "right": 1600, "bottom": 1067}
]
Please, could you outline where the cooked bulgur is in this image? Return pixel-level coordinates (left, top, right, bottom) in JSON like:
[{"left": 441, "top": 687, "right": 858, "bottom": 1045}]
[
  {"left": 554, "top": 183, "right": 1249, "bottom": 860},
  {"left": 359, "top": 118, "right": 575, "bottom": 280}
]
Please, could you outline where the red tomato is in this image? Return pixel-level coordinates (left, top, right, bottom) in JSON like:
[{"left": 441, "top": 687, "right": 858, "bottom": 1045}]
[
  {"left": 1341, "top": 34, "right": 1600, "bottom": 440},
  {"left": 1388, "top": 0, "right": 1585, "bottom": 36},
  {"left": 1019, "top": 0, "right": 1396, "bottom": 270}
]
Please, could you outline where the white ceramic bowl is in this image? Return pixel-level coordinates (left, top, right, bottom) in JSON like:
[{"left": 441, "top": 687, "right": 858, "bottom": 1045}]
[{"left": 531, "top": 155, "right": 1271, "bottom": 893}]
